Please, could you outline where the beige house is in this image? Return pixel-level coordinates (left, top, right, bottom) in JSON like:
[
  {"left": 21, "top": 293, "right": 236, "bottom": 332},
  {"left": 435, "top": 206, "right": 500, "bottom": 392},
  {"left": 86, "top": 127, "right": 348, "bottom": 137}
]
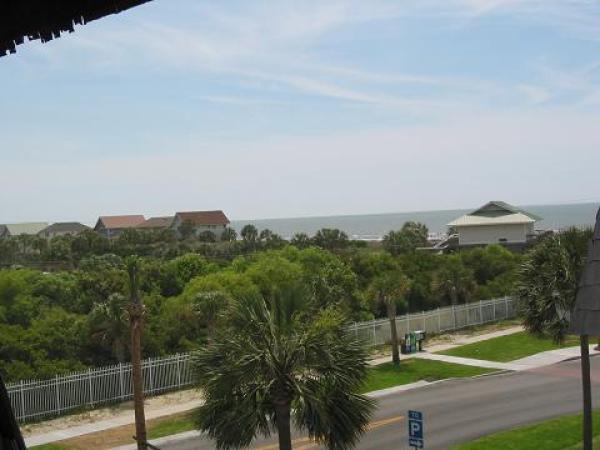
[
  {"left": 448, "top": 201, "right": 541, "bottom": 248},
  {"left": 94, "top": 215, "right": 145, "bottom": 238},
  {"left": 171, "top": 210, "right": 230, "bottom": 240}
]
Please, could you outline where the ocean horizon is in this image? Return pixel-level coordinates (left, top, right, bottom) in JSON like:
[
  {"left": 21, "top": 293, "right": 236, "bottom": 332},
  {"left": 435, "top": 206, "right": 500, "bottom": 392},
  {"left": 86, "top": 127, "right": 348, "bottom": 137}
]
[{"left": 231, "top": 202, "right": 600, "bottom": 240}]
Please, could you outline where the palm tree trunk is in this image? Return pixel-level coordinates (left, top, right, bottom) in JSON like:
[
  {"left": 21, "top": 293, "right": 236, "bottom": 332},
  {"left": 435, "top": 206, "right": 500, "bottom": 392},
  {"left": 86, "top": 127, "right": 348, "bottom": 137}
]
[
  {"left": 274, "top": 400, "right": 292, "bottom": 450},
  {"left": 130, "top": 303, "right": 147, "bottom": 450},
  {"left": 387, "top": 300, "right": 400, "bottom": 366},
  {"left": 127, "top": 258, "right": 147, "bottom": 450},
  {"left": 450, "top": 287, "right": 458, "bottom": 329}
]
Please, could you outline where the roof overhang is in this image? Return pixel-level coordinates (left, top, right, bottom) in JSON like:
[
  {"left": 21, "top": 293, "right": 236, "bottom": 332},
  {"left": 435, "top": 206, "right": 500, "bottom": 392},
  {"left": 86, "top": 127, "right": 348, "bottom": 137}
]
[
  {"left": 1, "top": 0, "right": 153, "bottom": 57},
  {"left": 448, "top": 213, "right": 537, "bottom": 227}
]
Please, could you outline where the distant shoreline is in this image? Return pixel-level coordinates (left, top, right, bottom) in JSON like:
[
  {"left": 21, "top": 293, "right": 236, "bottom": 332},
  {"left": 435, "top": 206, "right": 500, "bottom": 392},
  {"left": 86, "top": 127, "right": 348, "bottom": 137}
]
[{"left": 231, "top": 201, "right": 600, "bottom": 239}]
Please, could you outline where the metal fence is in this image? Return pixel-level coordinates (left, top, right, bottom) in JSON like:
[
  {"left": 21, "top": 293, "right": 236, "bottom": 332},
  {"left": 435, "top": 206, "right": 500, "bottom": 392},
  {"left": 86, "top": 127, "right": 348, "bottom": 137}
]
[
  {"left": 349, "top": 296, "right": 516, "bottom": 347},
  {"left": 7, "top": 297, "right": 515, "bottom": 423},
  {"left": 7, "top": 353, "right": 194, "bottom": 423}
]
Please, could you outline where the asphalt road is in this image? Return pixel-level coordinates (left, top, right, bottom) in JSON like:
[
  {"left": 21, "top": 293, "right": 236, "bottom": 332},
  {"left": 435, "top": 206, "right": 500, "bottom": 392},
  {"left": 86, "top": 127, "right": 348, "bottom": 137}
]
[{"left": 161, "top": 357, "right": 600, "bottom": 450}]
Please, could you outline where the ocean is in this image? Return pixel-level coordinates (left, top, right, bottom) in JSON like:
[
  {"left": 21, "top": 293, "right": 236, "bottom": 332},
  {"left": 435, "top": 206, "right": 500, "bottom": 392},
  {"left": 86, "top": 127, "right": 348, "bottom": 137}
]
[{"left": 231, "top": 202, "right": 600, "bottom": 240}]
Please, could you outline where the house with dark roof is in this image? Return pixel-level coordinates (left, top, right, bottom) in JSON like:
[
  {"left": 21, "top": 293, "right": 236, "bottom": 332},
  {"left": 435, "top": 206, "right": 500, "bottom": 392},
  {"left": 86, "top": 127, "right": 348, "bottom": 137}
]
[
  {"left": 94, "top": 215, "right": 145, "bottom": 238},
  {"left": 0, "top": 222, "right": 49, "bottom": 238},
  {"left": 136, "top": 216, "right": 174, "bottom": 231},
  {"left": 448, "top": 201, "right": 541, "bottom": 249},
  {"left": 171, "top": 210, "right": 230, "bottom": 240},
  {"left": 38, "top": 222, "right": 90, "bottom": 239}
]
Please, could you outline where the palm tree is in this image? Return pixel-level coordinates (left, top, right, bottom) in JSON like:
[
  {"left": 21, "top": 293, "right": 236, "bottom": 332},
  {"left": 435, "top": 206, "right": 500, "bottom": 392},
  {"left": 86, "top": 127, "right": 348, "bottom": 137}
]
[
  {"left": 221, "top": 227, "right": 238, "bottom": 242},
  {"left": 89, "top": 293, "right": 129, "bottom": 362},
  {"left": 126, "top": 256, "right": 147, "bottom": 450},
  {"left": 432, "top": 256, "right": 476, "bottom": 307},
  {"left": 193, "top": 291, "right": 231, "bottom": 342},
  {"left": 312, "top": 228, "right": 349, "bottom": 251},
  {"left": 367, "top": 271, "right": 410, "bottom": 365},
  {"left": 240, "top": 224, "right": 258, "bottom": 242},
  {"left": 193, "top": 290, "right": 375, "bottom": 450},
  {"left": 290, "top": 232, "right": 311, "bottom": 249},
  {"left": 241, "top": 224, "right": 259, "bottom": 251},
  {"left": 517, "top": 227, "right": 592, "bottom": 343}
]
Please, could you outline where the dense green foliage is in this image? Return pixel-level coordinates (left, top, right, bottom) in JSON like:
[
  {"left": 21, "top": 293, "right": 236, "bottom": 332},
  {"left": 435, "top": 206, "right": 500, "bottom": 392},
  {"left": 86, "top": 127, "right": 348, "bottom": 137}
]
[
  {"left": 0, "top": 224, "right": 522, "bottom": 382},
  {"left": 382, "top": 221, "right": 429, "bottom": 255},
  {"left": 517, "top": 227, "right": 592, "bottom": 343}
]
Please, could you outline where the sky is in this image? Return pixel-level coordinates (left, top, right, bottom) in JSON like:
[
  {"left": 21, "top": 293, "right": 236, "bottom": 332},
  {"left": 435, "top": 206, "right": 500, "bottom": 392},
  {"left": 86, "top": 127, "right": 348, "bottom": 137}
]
[{"left": 1, "top": 0, "right": 600, "bottom": 224}]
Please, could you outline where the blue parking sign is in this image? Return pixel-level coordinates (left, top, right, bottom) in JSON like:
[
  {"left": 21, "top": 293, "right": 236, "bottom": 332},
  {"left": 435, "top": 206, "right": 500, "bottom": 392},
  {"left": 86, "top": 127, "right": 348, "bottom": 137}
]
[{"left": 408, "top": 410, "right": 424, "bottom": 449}]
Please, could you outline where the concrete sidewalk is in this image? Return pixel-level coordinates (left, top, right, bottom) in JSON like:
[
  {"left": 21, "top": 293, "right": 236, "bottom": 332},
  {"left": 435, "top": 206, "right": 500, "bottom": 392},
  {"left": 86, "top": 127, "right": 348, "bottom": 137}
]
[
  {"left": 25, "top": 399, "right": 202, "bottom": 447},
  {"left": 511, "top": 345, "right": 600, "bottom": 369},
  {"left": 413, "top": 353, "right": 520, "bottom": 371},
  {"left": 409, "top": 347, "right": 600, "bottom": 371}
]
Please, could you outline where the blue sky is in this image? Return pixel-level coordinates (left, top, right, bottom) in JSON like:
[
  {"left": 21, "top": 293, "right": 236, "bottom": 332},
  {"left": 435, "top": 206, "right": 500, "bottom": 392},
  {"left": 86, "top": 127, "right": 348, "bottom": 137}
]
[{"left": 1, "top": 0, "right": 600, "bottom": 224}]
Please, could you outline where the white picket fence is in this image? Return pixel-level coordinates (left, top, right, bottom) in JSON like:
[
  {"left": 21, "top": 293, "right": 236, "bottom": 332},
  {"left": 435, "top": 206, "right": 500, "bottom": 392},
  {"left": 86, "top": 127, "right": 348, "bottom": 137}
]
[
  {"left": 7, "top": 297, "right": 516, "bottom": 423},
  {"left": 7, "top": 354, "right": 194, "bottom": 423},
  {"left": 348, "top": 296, "right": 515, "bottom": 346}
]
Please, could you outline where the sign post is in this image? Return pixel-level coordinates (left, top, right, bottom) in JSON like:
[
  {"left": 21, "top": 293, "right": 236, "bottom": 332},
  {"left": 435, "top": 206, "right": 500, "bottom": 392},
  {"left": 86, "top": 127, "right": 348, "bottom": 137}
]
[
  {"left": 408, "top": 410, "right": 424, "bottom": 449},
  {"left": 568, "top": 207, "right": 600, "bottom": 450}
]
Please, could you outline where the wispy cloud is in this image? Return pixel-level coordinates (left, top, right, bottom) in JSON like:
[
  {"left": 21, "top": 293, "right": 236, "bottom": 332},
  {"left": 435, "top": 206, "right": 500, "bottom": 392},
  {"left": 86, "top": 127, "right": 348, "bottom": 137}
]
[
  {"left": 18, "top": 1, "right": 597, "bottom": 106},
  {"left": 445, "top": 0, "right": 600, "bottom": 41},
  {"left": 3, "top": 106, "right": 599, "bottom": 222},
  {"left": 516, "top": 84, "right": 552, "bottom": 104},
  {"left": 12, "top": 0, "right": 600, "bottom": 114},
  {"left": 2, "top": 0, "right": 600, "bottom": 221}
]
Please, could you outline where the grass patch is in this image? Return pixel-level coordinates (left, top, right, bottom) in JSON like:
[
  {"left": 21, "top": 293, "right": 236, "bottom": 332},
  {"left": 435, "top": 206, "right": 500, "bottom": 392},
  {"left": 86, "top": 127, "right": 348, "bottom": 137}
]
[
  {"left": 450, "top": 410, "right": 600, "bottom": 450},
  {"left": 439, "top": 331, "right": 579, "bottom": 362},
  {"left": 361, "top": 358, "right": 495, "bottom": 393},
  {"left": 148, "top": 413, "right": 196, "bottom": 439}
]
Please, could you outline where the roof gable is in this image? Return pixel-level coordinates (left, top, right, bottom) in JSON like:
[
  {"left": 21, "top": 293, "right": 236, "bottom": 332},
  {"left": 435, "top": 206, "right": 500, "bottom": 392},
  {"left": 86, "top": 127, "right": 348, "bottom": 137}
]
[
  {"left": 175, "top": 210, "right": 230, "bottom": 226},
  {"left": 448, "top": 201, "right": 542, "bottom": 227},
  {"left": 96, "top": 215, "right": 145, "bottom": 230},
  {"left": 471, "top": 201, "right": 518, "bottom": 217},
  {"left": 41, "top": 222, "right": 90, "bottom": 234},
  {"left": 448, "top": 213, "right": 536, "bottom": 227},
  {"left": 3, "top": 222, "right": 49, "bottom": 235},
  {"left": 469, "top": 201, "right": 541, "bottom": 221},
  {"left": 136, "top": 216, "right": 174, "bottom": 229}
]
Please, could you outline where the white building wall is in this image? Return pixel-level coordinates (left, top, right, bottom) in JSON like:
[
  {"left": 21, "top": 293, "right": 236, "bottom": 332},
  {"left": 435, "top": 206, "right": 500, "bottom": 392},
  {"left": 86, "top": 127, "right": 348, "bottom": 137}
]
[
  {"left": 457, "top": 223, "right": 529, "bottom": 246},
  {"left": 192, "top": 224, "right": 226, "bottom": 238}
]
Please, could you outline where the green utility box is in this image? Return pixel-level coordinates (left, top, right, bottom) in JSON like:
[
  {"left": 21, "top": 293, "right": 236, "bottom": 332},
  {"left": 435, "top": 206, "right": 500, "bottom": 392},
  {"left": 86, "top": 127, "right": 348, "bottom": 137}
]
[{"left": 401, "top": 331, "right": 426, "bottom": 354}]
